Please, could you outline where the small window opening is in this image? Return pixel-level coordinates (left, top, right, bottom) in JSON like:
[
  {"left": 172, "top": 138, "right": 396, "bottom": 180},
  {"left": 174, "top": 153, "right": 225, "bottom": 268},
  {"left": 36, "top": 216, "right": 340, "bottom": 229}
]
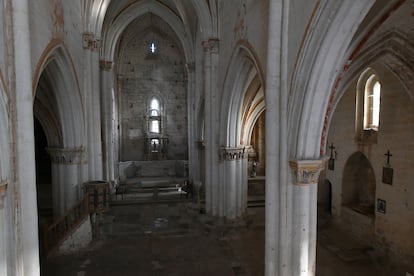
[
  {"left": 150, "top": 120, "right": 160, "bottom": 133},
  {"left": 149, "top": 98, "right": 160, "bottom": 134},
  {"left": 150, "top": 98, "right": 159, "bottom": 111},
  {"left": 151, "top": 138, "right": 159, "bottom": 152},
  {"left": 363, "top": 75, "right": 381, "bottom": 131},
  {"left": 149, "top": 42, "right": 157, "bottom": 54}
]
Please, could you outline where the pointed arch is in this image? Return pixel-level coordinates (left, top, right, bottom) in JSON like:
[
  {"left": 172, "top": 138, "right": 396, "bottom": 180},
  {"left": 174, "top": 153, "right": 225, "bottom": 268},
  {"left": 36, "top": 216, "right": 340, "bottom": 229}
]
[
  {"left": 220, "top": 41, "right": 265, "bottom": 147},
  {"left": 289, "top": 1, "right": 374, "bottom": 158},
  {"left": 33, "top": 41, "right": 85, "bottom": 148},
  {"left": 334, "top": 31, "right": 414, "bottom": 108},
  {"left": 101, "top": 0, "right": 194, "bottom": 66},
  {"left": 33, "top": 42, "right": 86, "bottom": 216}
]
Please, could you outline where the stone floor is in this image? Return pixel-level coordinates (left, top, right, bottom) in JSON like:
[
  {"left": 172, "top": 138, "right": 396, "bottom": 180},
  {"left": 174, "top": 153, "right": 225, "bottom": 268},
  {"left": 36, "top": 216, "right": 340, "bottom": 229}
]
[{"left": 42, "top": 201, "right": 413, "bottom": 276}]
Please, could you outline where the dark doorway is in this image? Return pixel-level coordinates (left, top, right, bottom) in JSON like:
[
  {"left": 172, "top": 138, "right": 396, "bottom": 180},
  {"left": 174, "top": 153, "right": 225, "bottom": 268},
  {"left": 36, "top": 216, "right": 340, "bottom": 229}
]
[{"left": 34, "top": 117, "right": 52, "bottom": 260}]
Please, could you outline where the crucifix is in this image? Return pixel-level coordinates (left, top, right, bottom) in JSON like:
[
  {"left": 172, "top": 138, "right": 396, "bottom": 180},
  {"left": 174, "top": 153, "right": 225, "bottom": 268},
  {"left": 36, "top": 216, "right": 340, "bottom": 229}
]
[
  {"left": 328, "top": 142, "right": 336, "bottom": 171},
  {"left": 382, "top": 149, "right": 393, "bottom": 185},
  {"left": 384, "top": 150, "right": 392, "bottom": 167}
]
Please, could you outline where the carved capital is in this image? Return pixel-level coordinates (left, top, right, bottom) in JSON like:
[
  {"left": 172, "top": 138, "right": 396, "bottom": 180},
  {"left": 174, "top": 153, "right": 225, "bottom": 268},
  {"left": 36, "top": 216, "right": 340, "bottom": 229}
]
[
  {"left": 47, "top": 147, "right": 86, "bottom": 164},
  {"left": 82, "top": 32, "right": 101, "bottom": 51},
  {"left": 100, "top": 60, "right": 113, "bottom": 71},
  {"left": 289, "top": 159, "right": 324, "bottom": 186},
  {"left": 221, "top": 146, "right": 248, "bottom": 161},
  {"left": 202, "top": 38, "right": 219, "bottom": 53},
  {"left": 186, "top": 62, "right": 195, "bottom": 73},
  {"left": 0, "top": 180, "right": 7, "bottom": 209}
]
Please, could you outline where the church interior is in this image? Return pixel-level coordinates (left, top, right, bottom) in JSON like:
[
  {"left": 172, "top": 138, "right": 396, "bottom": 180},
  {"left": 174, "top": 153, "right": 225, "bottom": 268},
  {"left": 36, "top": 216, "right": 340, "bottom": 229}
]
[{"left": 0, "top": 1, "right": 413, "bottom": 275}]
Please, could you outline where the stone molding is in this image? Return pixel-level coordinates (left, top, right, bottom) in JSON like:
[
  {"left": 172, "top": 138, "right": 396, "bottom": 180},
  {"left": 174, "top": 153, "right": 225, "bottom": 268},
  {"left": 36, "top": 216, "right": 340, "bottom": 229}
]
[
  {"left": 47, "top": 147, "right": 86, "bottom": 164},
  {"left": 289, "top": 159, "right": 324, "bottom": 186},
  {"left": 82, "top": 32, "right": 101, "bottom": 51},
  {"left": 221, "top": 146, "right": 248, "bottom": 161},
  {"left": 0, "top": 180, "right": 7, "bottom": 209},
  {"left": 202, "top": 39, "right": 219, "bottom": 54},
  {"left": 100, "top": 60, "right": 113, "bottom": 71}
]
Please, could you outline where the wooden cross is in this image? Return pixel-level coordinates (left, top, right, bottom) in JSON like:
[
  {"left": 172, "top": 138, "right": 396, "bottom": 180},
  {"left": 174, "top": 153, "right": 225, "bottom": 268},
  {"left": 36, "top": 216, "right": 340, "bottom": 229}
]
[{"left": 384, "top": 150, "right": 392, "bottom": 166}]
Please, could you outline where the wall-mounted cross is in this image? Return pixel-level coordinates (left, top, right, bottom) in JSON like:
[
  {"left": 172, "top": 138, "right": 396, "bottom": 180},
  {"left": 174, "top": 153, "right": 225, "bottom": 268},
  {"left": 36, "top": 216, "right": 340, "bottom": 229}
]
[
  {"left": 384, "top": 150, "right": 392, "bottom": 166},
  {"left": 329, "top": 143, "right": 335, "bottom": 158}
]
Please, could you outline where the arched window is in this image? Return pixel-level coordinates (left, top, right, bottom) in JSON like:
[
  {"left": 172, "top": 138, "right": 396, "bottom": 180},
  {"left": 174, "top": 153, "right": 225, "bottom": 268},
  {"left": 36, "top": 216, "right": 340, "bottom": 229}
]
[
  {"left": 355, "top": 68, "right": 381, "bottom": 144},
  {"left": 149, "top": 98, "right": 161, "bottom": 134},
  {"left": 363, "top": 75, "right": 381, "bottom": 131},
  {"left": 145, "top": 96, "right": 167, "bottom": 160}
]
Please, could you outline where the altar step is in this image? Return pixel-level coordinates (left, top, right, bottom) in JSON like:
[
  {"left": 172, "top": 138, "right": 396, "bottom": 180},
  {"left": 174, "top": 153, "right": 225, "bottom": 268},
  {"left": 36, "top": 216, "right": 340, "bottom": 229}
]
[
  {"left": 247, "top": 197, "right": 265, "bottom": 208},
  {"left": 112, "top": 177, "right": 190, "bottom": 203}
]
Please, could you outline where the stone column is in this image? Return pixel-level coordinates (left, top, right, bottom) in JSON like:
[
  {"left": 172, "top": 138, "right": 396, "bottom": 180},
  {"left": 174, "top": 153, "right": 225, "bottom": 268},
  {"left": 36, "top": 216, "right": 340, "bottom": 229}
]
[
  {"left": 0, "top": 181, "right": 7, "bottom": 276},
  {"left": 289, "top": 159, "right": 324, "bottom": 276},
  {"left": 47, "top": 147, "right": 86, "bottom": 217},
  {"left": 241, "top": 153, "right": 248, "bottom": 210},
  {"left": 12, "top": 0, "right": 40, "bottom": 274},
  {"left": 202, "top": 39, "right": 220, "bottom": 216},
  {"left": 83, "top": 32, "right": 103, "bottom": 181},
  {"left": 264, "top": 0, "right": 286, "bottom": 274},
  {"left": 100, "top": 60, "right": 116, "bottom": 184},
  {"left": 221, "top": 147, "right": 248, "bottom": 219},
  {"left": 183, "top": 62, "right": 194, "bottom": 180}
]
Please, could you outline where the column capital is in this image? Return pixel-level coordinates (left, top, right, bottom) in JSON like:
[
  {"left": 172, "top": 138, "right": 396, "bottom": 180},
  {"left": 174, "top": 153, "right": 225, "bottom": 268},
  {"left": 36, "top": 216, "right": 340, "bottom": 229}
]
[
  {"left": 221, "top": 146, "right": 248, "bottom": 161},
  {"left": 82, "top": 32, "right": 101, "bottom": 51},
  {"left": 0, "top": 180, "right": 7, "bottom": 209},
  {"left": 289, "top": 159, "right": 324, "bottom": 185},
  {"left": 47, "top": 147, "right": 86, "bottom": 164},
  {"left": 186, "top": 62, "right": 195, "bottom": 73},
  {"left": 100, "top": 60, "right": 113, "bottom": 71},
  {"left": 202, "top": 38, "right": 219, "bottom": 53}
]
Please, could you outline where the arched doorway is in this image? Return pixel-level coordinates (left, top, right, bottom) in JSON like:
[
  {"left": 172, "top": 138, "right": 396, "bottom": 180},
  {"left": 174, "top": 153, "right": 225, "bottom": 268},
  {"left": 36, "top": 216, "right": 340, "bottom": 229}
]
[{"left": 318, "top": 178, "right": 332, "bottom": 214}]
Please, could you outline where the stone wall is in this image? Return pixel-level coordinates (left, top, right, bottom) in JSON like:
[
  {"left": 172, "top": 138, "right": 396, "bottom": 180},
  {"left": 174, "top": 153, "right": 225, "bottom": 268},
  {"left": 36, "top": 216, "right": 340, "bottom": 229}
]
[
  {"left": 117, "top": 15, "right": 188, "bottom": 161},
  {"left": 325, "top": 62, "right": 414, "bottom": 261}
]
